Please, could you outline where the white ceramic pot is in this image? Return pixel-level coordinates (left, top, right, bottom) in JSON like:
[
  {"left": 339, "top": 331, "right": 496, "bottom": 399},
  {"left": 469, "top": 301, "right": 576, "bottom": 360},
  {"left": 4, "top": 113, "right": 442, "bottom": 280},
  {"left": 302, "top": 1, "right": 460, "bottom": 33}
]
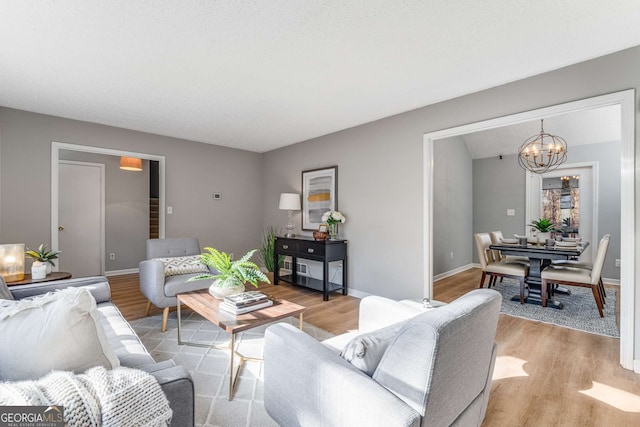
[
  {"left": 45, "top": 262, "right": 52, "bottom": 275},
  {"left": 208, "top": 281, "right": 245, "bottom": 300},
  {"left": 31, "top": 262, "right": 47, "bottom": 280},
  {"left": 537, "top": 232, "right": 551, "bottom": 244}
]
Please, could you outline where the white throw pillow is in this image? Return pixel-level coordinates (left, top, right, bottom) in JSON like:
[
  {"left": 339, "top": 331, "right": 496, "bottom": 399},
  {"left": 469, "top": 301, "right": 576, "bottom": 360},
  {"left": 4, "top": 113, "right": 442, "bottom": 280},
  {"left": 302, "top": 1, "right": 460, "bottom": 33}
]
[
  {"left": 0, "top": 287, "right": 120, "bottom": 381},
  {"left": 154, "top": 255, "right": 209, "bottom": 277},
  {"left": 340, "top": 321, "right": 405, "bottom": 376}
]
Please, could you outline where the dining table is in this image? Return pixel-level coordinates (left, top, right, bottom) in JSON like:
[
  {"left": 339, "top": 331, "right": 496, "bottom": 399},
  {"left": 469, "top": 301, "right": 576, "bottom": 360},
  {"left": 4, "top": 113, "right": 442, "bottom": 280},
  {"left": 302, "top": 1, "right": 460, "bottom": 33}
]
[{"left": 489, "top": 241, "right": 589, "bottom": 309}]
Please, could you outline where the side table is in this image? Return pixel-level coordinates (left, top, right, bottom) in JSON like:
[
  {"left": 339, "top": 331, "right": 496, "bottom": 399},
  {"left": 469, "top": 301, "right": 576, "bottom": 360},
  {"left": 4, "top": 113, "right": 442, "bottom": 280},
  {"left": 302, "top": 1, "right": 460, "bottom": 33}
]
[{"left": 7, "top": 272, "right": 72, "bottom": 286}]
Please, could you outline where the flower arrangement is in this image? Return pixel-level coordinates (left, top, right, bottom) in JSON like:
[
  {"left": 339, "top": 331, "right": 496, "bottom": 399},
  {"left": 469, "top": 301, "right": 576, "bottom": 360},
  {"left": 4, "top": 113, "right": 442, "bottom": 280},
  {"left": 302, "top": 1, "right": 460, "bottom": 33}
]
[
  {"left": 321, "top": 211, "right": 346, "bottom": 240},
  {"left": 321, "top": 211, "right": 346, "bottom": 225}
]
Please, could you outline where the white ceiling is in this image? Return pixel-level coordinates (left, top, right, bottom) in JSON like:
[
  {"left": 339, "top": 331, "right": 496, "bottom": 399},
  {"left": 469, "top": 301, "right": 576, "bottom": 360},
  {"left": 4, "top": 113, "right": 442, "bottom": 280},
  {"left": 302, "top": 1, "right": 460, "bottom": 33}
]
[
  {"left": 461, "top": 105, "right": 621, "bottom": 159},
  {"left": 1, "top": 1, "right": 640, "bottom": 153}
]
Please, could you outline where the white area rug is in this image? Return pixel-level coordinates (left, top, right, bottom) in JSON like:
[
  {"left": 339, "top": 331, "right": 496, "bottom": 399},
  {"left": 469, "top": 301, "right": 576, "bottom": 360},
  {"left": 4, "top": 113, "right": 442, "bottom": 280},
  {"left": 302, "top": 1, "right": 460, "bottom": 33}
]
[
  {"left": 130, "top": 311, "right": 333, "bottom": 427},
  {"left": 494, "top": 278, "right": 619, "bottom": 338}
]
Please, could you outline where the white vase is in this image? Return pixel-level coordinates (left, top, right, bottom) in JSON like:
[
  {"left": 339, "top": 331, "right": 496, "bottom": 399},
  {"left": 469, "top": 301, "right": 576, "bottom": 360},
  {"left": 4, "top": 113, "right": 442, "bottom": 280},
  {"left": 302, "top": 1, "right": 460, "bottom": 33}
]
[
  {"left": 537, "top": 232, "right": 551, "bottom": 244},
  {"left": 45, "top": 263, "right": 52, "bottom": 275},
  {"left": 31, "top": 262, "right": 47, "bottom": 280},
  {"left": 208, "top": 281, "right": 245, "bottom": 300}
]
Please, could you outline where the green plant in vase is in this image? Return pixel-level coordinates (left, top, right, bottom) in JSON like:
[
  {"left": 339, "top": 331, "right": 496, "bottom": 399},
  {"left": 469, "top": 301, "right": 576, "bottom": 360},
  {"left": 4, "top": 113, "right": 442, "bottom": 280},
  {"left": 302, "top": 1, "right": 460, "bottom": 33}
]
[
  {"left": 25, "top": 244, "right": 61, "bottom": 274},
  {"left": 529, "top": 218, "right": 557, "bottom": 243},
  {"left": 188, "top": 247, "right": 269, "bottom": 299}
]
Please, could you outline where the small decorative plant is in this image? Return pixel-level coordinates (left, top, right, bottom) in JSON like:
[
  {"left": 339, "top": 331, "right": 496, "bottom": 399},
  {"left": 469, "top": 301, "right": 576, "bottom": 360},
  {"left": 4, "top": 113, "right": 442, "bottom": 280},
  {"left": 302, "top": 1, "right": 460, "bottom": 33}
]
[
  {"left": 25, "top": 244, "right": 61, "bottom": 266},
  {"left": 529, "top": 218, "right": 556, "bottom": 233},
  {"left": 258, "top": 226, "right": 284, "bottom": 273},
  {"left": 188, "top": 247, "right": 269, "bottom": 289},
  {"left": 321, "top": 211, "right": 346, "bottom": 239}
]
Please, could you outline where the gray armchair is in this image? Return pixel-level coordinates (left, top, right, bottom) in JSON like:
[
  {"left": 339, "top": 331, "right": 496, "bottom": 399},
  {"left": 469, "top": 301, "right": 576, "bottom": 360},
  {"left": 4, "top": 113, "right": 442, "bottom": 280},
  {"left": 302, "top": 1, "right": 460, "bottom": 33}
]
[
  {"left": 264, "top": 289, "right": 502, "bottom": 427},
  {"left": 139, "top": 238, "right": 212, "bottom": 331}
]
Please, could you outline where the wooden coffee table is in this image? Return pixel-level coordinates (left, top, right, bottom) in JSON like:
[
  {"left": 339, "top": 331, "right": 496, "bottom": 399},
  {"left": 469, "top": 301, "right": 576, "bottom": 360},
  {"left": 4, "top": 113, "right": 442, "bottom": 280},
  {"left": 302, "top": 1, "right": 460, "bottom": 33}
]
[{"left": 176, "top": 289, "right": 305, "bottom": 400}]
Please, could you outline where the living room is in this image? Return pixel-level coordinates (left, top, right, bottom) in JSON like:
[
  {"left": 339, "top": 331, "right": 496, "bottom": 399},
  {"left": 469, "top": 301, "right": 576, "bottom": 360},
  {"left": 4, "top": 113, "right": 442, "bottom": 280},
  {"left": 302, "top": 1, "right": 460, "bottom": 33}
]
[{"left": 2, "top": 2, "right": 640, "bottom": 426}]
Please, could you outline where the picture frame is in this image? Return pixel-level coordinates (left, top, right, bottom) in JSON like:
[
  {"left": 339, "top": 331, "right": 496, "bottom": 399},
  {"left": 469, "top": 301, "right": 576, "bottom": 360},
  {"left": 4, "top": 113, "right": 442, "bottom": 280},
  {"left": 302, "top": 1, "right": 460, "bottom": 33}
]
[
  {"left": 318, "top": 224, "right": 329, "bottom": 233},
  {"left": 301, "top": 166, "right": 338, "bottom": 231}
]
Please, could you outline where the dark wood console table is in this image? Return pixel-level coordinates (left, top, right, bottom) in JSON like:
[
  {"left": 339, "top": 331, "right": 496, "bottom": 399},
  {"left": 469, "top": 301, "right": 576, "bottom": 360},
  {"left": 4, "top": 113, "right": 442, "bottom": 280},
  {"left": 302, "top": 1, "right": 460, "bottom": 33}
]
[{"left": 273, "top": 236, "right": 347, "bottom": 301}]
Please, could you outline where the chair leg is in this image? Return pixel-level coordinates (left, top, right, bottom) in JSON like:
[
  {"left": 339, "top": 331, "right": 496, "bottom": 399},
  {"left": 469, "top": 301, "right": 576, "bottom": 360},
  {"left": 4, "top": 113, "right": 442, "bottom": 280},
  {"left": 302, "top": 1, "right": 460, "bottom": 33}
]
[
  {"left": 479, "top": 271, "right": 487, "bottom": 288},
  {"left": 520, "top": 277, "right": 526, "bottom": 304},
  {"left": 145, "top": 300, "right": 152, "bottom": 316},
  {"left": 490, "top": 275, "right": 497, "bottom": 288},
  {"left": 591, "top": 285, "right": 604, "bottom": 317},
  {"left": 540, "top": 279, "right": 547, "bottom": 307},
  {"left": 161, "top": 307, "right": 170, "bottom": 332},
  {"left": 599, "top": 278, "right": 606, "bottom": 303}
]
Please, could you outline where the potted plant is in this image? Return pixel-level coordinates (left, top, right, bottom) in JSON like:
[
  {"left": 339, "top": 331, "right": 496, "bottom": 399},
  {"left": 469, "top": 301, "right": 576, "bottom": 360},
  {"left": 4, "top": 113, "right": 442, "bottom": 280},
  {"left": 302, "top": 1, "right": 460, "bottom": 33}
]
[
  {"left": 188, "top": 247, "right": 269, "bottom": 299},
  {"left": 529, "top": 218, "right": 557, "bottom": 243},
  {"left": 25, "top": 244, "right": 61, "bottom": 275},
  {"left": 258, "top": 226, "right": 284, "bottom": 283}
]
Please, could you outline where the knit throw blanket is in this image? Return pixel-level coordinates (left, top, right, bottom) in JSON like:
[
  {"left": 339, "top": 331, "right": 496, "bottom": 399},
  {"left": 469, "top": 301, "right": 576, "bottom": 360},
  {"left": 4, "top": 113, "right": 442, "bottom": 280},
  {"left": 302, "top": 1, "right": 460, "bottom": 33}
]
[{"left": 0, "top": 366, "right": 172, "bottom": 426}]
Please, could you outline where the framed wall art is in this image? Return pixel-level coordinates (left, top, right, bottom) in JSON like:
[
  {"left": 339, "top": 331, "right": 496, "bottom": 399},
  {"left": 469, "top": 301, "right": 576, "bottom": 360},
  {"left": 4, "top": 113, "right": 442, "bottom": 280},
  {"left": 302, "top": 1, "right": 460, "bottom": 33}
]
[{"left": 301, "top": 166, "right": 337, "bottom": 231}]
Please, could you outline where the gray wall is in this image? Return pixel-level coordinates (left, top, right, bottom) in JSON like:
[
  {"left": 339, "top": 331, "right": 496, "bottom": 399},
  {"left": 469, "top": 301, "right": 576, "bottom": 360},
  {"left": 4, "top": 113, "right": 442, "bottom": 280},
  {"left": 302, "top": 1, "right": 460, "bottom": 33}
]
[
  {"left": 0, "top": 108, "right": 264, "bottom": 269},
  {"left": 59, "top": 150, "right": 150, "bottom": 271},
  {"left": 433, "top": 136, "right": 473, "bottom": 276},
  {"left": 473, "top": 141, "right": 621, "bottom": 280}
]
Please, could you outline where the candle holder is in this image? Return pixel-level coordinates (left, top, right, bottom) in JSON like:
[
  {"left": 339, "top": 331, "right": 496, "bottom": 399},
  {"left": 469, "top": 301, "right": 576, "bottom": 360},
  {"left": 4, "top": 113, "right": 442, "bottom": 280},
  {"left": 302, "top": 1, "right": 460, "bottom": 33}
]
[{"left": 0, "top": 243, "right": 25, "bottom": 282}]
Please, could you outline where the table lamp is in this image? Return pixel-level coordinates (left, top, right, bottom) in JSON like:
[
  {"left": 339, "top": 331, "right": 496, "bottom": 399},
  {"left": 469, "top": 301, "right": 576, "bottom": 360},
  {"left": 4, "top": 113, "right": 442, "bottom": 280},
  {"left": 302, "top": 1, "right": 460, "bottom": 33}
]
[
  {"left": 0, "top": 243, "right": 25, "bottom": 282},
  {"left": 279, "top": 193, "right": 301, "bottom": 238}
]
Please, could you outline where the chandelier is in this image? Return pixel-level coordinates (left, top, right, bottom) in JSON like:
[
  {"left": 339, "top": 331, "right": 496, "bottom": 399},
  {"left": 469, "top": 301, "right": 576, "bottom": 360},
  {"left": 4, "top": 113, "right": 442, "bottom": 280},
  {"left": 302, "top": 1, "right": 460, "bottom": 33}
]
[{"left": 517, "top": 119, "right": 567, "bottom": 174}]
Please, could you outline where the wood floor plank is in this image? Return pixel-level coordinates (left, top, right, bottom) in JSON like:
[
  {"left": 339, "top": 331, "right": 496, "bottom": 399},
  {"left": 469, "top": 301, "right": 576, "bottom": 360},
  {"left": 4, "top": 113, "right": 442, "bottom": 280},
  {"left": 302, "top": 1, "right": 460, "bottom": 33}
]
[{"left": 109, "top": 270, "right": 640, "bottom": 426}]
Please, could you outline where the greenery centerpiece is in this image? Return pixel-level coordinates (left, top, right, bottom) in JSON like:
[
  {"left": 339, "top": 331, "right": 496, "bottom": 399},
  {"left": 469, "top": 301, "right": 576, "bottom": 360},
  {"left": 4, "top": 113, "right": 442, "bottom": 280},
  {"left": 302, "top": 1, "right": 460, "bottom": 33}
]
[
  {"left": 25, "top": 244, "right": 61, "bottom": 274},
  {"left": 258, "top": 226, "right": 284, "bottom": 278},
  {"left": 188, "top": 247, "right": 270, "bottom": 299},
  {"left": 321, "top": 210, "right": 346, "bottom": 240},
  {"left": 529, "top": 218, "right": 557, "bottom": 243}
]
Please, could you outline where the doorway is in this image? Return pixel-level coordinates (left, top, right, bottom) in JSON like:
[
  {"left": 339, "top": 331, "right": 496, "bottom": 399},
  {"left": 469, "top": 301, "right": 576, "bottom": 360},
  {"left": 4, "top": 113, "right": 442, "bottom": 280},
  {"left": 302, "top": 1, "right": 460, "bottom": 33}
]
[
  {"left": 58, "top": 161, "right": 105, "bottom": 276},
  {"left": 51, "top": 142, "right": 166, "bottom": 275},
  {"left": 423, "top": 90, "right": 635, "bottom": 370}
]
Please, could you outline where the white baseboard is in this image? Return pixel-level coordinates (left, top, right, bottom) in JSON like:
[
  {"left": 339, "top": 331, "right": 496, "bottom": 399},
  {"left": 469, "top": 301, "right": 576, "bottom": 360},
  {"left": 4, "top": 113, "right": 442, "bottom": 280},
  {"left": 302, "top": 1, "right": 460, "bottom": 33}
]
[
  {"left": 347, "top": 288, "right": 368, "bottom": 299},
  {"left": 634, "top": 359, "right": 640, "bottom": 374},
  {"left": 105, "top": 268, "right": 139, "bottom": 277},
  {"left": 602, "top": 278, "right": 620, "bottom": 286},
  {"left": 433, "top": 263, "right": 476, "bottom": 282}
]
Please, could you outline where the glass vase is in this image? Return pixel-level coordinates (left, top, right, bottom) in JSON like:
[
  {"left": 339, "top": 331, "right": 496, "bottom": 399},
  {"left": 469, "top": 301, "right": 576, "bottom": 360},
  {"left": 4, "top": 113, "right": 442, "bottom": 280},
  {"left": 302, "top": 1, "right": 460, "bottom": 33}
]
[{"left": 328, "top": 223, "right": 338, "bottom": 240}]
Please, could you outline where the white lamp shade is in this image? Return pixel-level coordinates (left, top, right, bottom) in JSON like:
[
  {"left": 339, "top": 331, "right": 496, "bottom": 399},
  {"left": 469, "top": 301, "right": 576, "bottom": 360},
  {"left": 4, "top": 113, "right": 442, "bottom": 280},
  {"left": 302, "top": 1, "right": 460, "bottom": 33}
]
[{"left": 279, "top": 193, "right": 301, "bottom": 210}]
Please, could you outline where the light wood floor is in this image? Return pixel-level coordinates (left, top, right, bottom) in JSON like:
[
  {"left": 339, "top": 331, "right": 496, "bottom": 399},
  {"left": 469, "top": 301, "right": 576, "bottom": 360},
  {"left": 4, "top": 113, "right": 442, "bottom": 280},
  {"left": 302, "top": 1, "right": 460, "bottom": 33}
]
[{"left": 110, "top": 270, "right": 640, "bottom": 426}]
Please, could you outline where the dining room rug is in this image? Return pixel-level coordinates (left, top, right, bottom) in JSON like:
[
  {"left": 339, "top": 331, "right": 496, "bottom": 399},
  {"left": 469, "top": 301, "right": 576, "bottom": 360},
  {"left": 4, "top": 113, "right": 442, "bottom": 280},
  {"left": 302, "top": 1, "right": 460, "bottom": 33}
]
[
  {"left": 494, "top": 278, "right": 619, "bottom": 338},
  {"left": 130, "top": 311, "right": 334, "bottom": 427}
]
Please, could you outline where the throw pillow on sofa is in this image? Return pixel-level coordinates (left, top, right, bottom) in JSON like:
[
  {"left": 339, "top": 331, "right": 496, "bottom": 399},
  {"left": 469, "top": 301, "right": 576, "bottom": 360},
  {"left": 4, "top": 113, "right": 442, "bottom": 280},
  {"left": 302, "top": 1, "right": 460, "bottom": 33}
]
[
  {"left": 153, "top": 255, "right": 209, "bottom": 277},
  {"left": 0, "top": 287, "right": 120, "bottom": 381},
  {"left": 340, "top": 321, "right": 405, "bottom": 376}
]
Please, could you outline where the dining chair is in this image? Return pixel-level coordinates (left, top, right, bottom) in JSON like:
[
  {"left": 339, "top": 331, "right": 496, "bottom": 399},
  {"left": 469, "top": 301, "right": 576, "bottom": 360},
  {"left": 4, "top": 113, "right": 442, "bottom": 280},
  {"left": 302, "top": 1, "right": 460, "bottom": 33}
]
[
  {"left": 475, "top": 232, "right": 529, "bottom": 303},
  {"left": 550, "top": 234, "right": 609, "bottom": 303},
  {"left": 489, "top": 231, "right": 530, "bottom": 266},
  {"left": 540, "top": 234, "right": 610, "bottom": 317}
]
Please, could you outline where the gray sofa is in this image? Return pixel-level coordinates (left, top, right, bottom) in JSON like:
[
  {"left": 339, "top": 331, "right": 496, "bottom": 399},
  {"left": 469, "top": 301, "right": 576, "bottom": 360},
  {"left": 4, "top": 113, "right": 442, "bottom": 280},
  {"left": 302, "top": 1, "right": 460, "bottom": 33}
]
[
  {"left": 4, "top": 276, "right": 195, "bottom": 426},
  {"left": 264, "top": 288, "right": 502, "bottom": 427}
]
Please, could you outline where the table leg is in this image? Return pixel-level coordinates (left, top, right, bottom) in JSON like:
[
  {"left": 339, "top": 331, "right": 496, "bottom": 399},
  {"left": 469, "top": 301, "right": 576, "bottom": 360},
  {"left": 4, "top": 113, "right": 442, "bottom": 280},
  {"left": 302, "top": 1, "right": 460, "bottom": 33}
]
[
  {"left": 510, "top": 258, "right": 564, "bottom": 309},
  {"left": 177, "top": 302, "right": 182, "bottom": 344},
  {"left": 299, "top": 313, "right": 303, "bottom": 330},
  {"left": 228, "top": 333, "right": 235, "bottom": 400}
]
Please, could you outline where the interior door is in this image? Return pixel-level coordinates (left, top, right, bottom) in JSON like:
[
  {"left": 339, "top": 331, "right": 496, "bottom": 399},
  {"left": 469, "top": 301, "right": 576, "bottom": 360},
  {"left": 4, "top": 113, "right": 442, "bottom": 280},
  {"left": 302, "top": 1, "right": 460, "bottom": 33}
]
[{"left": 58, "top": 161, "right": 105, "bottom": 277}]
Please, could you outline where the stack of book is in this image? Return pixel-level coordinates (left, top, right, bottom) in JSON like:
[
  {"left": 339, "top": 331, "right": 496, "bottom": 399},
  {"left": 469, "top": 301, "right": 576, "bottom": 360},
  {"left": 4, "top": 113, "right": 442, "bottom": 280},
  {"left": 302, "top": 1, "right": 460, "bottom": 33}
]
[{"left": 220, "top": 291, "right": 273, "bottom": 315}]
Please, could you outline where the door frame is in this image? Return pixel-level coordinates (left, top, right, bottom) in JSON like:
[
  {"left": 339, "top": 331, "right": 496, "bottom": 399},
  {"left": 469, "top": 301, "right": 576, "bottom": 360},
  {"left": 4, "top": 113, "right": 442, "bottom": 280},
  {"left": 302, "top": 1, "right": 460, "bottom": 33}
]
[
  {"left": 422, "top": 89, "right": 635, "bottom": 370},
  {"left": 525, "top": 162, "right": 599, "bottom": 264},
  {"left": 51, "top": 142, "right": 167, "bottom": 272},
  {"left": 58, "top": 160, "right": 106, "bottom": 275}
]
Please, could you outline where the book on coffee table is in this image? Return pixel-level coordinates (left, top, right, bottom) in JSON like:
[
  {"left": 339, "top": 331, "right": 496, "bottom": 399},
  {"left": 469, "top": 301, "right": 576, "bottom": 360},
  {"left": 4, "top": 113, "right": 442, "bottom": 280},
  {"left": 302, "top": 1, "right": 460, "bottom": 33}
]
[
  {"left": 224, "top": 291, "right": 269, "bottom": 307},
  {"left": 220, "top": 299, "right": 273, "bottom": 315}
]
